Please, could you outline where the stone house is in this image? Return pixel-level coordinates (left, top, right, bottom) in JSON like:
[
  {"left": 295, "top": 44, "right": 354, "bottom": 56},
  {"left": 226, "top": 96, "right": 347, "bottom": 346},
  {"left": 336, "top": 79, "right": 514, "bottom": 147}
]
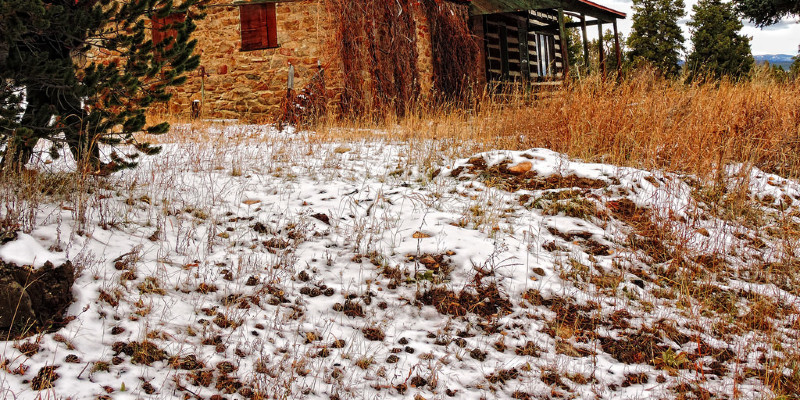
[{"left": 151, "top": 0, "right": 625, "bottom": 120}]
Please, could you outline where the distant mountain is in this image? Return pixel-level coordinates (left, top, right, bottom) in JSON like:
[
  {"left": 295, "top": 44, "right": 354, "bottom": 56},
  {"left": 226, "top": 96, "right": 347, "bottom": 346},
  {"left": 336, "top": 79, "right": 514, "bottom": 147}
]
[{"left": 754, "top": 54, "right": 795, "bottom": 69}]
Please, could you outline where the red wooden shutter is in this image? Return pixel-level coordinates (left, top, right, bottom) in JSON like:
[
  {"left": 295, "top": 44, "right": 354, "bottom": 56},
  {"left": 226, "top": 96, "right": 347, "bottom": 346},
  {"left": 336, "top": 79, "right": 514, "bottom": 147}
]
[
  {"left": 240, "top": 4, "right": 268, "bottom": 51},
  {"left": 266, "top": 3, "right": 278, "bottom": 49},
  {"left": 152, "top": 13, "right": 185, "bottom": 50},
  {"left": 152, "top": 17, "right": 166, "bottom": 46},
  {"left": 240, "top": 3, "right": 278, "bottom": 50}
]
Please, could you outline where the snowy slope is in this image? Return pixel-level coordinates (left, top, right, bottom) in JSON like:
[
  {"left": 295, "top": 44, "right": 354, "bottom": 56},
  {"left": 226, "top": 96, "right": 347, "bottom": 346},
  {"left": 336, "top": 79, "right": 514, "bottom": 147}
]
[{"left": 1, "top": 124, "right": 799, "bottom": 399}]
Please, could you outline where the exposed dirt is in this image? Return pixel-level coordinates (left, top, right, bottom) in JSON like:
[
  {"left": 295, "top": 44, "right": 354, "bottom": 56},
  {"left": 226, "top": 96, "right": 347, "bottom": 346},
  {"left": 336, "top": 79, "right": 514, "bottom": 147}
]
[{"left": 0, "top": 260, "right": 75, "bottom": 339}]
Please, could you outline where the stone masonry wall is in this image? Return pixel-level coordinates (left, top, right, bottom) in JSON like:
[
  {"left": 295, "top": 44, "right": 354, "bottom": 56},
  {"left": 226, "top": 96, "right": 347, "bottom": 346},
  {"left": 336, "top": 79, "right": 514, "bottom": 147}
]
[
  {"left": 161, "top": 0, "right": 337, "bottom": 120},
  {"left": 413, "top": 2, "right": 434, "bottom": 101},
  {"left": 93, "top": 0, "right": 471, "bottom": 121}
]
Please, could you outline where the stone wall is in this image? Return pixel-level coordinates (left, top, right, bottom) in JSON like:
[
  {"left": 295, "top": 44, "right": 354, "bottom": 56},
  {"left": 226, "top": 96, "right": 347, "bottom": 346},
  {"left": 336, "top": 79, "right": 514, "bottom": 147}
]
[
  {"left": 161, "top": 0, "right": 337, "bottom": 120},
  {"left": 412, "top": 1, "right": 476, "bottom": 104},
  {"left": 92, "top": 0, "right": 476, "bottom": 121},
  {"left": 413, "top": 2, "right": 435, "bottom": 101}
]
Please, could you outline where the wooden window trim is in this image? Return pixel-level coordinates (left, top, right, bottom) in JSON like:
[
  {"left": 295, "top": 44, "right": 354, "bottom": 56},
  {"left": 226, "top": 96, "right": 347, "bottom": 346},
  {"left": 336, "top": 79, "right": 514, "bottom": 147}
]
[{"left": 240, "top": 3, "right": 278, "bottom": 51}]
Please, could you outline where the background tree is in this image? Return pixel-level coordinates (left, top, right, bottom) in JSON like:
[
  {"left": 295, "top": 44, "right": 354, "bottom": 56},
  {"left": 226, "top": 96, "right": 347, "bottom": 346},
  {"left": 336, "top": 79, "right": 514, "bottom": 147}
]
[
  {"left": 0, "top": 0, "right": 204, "bottom": 173},
  {"left": 734, "top": 0, "right": 800, "bottom": 26},
  {"left": 589, "top": 29, "right": 627, "bottom": 76},
  {"left": 563, "top": 17, "right": 588, "bottom": 77},
  {"left": 686, "top": 0, "right": 754, "bottom": 82},
  {"left": 791, "top": 47, "right": 800, "bottom": 80},
  {"left": 626, "top": 0, "right": 686, "bottom": 78}
]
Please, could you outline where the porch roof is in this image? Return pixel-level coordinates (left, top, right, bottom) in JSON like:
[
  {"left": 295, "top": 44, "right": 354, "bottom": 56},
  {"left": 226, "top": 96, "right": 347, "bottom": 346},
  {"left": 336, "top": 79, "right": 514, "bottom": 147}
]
[{"left": 467, "top": 0, "right": 626, "bottom": 21}]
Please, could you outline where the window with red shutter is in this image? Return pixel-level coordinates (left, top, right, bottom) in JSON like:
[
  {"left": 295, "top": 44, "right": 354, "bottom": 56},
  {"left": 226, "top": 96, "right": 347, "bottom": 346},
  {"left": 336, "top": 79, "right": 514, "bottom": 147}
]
[
  {"left": 152, "top": 13, "right": 185, "bottom": 51},
  {"left": 240, "top": 3, "right": 278, "bottom": 51}
]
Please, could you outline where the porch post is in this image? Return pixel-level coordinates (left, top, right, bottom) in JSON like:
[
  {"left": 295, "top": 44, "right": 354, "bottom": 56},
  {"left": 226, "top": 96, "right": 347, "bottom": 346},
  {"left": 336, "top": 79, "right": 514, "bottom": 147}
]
[
  {"left": 613, "top": 19, "right": 622, "bottom": 77},
  {"left": 597, "top": 22, "right": 606, "bottom": 80},
  {"left": 580, "top": 14, "right": 590, "bottom": 74},
  {"left": 557, "top": 7, "right": 569, "bottom": 79}
]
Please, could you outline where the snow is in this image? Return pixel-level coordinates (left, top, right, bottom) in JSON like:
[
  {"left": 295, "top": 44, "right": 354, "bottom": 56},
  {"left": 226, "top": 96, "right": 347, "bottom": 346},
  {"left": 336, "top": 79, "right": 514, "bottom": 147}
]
[
  {"left": 0, "top": 233, "right": 65, "bottom": 268},
  {"left": 1, "top": 123, "right": 798, "bottom": 399}
]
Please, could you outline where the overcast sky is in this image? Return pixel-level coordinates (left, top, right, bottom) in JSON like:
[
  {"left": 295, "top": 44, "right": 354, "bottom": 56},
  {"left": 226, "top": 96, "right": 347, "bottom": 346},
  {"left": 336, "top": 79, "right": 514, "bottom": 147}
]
[{"left": 599, "top": 0, "right": 799, "bottom": 55}]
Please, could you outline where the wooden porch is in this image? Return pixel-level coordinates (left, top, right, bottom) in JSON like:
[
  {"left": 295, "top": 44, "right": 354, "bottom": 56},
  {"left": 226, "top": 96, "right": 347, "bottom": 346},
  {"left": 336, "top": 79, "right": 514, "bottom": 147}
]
[{"left": 467, "top": 0, "right": 626, "bottom": 84}]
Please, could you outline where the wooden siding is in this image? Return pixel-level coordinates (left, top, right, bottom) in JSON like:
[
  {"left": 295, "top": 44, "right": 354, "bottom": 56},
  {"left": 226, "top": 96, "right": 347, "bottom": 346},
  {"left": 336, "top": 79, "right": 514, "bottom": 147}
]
[{"left": 479, "top": 10, "right": 563, "bottom": 83}]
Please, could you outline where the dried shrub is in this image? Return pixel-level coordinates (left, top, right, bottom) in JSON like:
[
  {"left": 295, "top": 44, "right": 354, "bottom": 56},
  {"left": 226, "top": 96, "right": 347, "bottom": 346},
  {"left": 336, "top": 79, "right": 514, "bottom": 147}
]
[
  {"left": 30, "top": 366, "right": 59, "bottom": 390},
  {"left": 417, "top": 281, "right": 512, "bottom": 320},
  {"left": 362, "top": 326, "right": 385, "bottom": 341},
  {"left": 599, "top": 329, "right": 669, "bottom": 365},
  {"left": 486, "top": 367, "right": 520, "bottom": 384},
  {"left": 112, "top": 340, "right": 168, "bottom": 365},
  {"left": 169, "top": 354, "right": 205, "bottom": 370},
  {"left": 327, "top": 0, "right": 420, "bottom": 118},
  {"left": 421, "top": 0, "right": 481, "bottom": 101},
  {"left": 608, "top": 199, "right": 673, "bottom": 263},
  {"left": 276, "top": 66, "right": 328, "bottom": 131}
]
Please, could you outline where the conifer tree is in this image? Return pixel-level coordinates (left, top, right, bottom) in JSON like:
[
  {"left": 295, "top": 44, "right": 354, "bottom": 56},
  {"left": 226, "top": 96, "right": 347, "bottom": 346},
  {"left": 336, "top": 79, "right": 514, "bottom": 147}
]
[
  {"left": 734, "top": 0, "right": 800, "bottom": 26},
  {"left": 562, "top": 17, "right": 587, "bottom": 77},
  {"left": 626, "top": 0, "right": 686, "bottom": 78},
  {"left": 686, "top": 0, "right": 754, "bottom": 82},
  {"left": 0, "top": 0, "right": 204, "bottom": 173},
  {"left": 591, "top": 29, "right": 627, "bottom": 75}
]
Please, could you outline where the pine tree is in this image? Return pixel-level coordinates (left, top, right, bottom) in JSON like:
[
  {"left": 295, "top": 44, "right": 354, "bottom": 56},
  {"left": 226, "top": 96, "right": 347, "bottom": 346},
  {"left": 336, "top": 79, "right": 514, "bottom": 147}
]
[
  {"left": 626, "top": 0, "right": 686, "bottom": 78},
  {"left": 563, "top": 17, "right": 587, "bottom": 77},
  {"left": 791, "top": 49, "right": 800, "bottom": 80},
  {"left": 686, "top": 0, "right": 754, "bottom": 82},
  {"left": 0, "top": 0, "right": 204, "bottom": 173},
  {"left": 591, "top": 29, "right": 627, "bottom": 76},
  {"left": 734, "top": 0, "right": 800, "bottom": 27}
]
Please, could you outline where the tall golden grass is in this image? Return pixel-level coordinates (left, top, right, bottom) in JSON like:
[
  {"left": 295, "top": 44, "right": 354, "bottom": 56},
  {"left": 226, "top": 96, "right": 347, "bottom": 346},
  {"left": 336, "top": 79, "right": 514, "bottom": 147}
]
[{"left": 154, "top": 68, "right": 800, "bottom": 179}]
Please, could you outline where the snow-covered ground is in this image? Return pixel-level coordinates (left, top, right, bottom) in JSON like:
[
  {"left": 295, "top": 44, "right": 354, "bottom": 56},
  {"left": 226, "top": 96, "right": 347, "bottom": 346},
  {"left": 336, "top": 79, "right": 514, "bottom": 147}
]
[{"left": 1, "top": 123, "right": 799, "bottom": 399}]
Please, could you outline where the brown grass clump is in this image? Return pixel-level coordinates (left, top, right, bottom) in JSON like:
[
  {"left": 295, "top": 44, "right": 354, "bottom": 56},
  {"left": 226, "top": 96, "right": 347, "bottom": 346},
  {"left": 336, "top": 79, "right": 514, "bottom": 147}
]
[
  {"left": 112, "top": 340, "right": 168, "bottom": 365},
  {"left": 361, "top": 327, "right": 385, "bottom": 341},
  {"left": 417, "top": 278, "right": 512, "bottom": 320},
  {"left": 599, "top": 329, "right": 668, "bottom": 365},
  {"left": 169, "top": 354, "right": 205, "bottom": 370},
  {"left": 608, "top": 199, "right": 674, "bottom": 263},
  {"left": 30, "top": 365, "right": 59, "bottom": 390}
]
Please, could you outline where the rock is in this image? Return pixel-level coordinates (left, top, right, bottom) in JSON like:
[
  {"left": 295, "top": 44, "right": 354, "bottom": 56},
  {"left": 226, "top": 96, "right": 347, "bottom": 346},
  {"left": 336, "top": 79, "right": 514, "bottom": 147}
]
[
  {"left": 0, "top": 275, "right": 35, "bottom": 329},
  {"left": 311, "top": 213, "right": 330, "bottom": 225},
  {"left": 412, "top": 231, "right": 431, "bottom": 239},
  {"left": 508, "top": 161, "right": 533, "bottom": 175},
  {"left": 419, "top": 256, "right": 437, "bottom": 267},
  {"left": 0, "top": 260, "right": 75, "bottom": 338}
]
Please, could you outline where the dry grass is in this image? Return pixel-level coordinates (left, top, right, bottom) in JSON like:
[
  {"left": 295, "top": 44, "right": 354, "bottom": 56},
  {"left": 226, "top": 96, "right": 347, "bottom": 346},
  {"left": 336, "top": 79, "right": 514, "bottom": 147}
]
[
  {"left": 149, "top": 70, "right": 800, "bottom": 182},
  {"left": 302, "top": 70, "right": 800, "bottom": 180}
]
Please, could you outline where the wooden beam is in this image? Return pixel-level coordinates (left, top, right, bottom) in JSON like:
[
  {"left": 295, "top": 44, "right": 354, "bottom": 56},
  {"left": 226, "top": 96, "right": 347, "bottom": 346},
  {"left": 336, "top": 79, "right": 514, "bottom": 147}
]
[
  {"left": 557, "top": 7, "right": 569, "bottom": 79},
  {"left": 473, "top": 15, "right": 489, "bottom": 85},
  {"left": 580, "top": 14, "right": 589, "bottom": 75},
  {"left": 499, "top": 24, "right": 510, "bottom": 81},
  {"left": 597, "top": 22, "right": 606, "bottom": 80},
  {"left": 565, "top": 19, "right": 602, "bottom": 29},
  {"left": 539, "top": 19, "right": 603, "bottom": 31},
  {"left": 613, "top": 19, "right": 622, "bottom": 77},
  {"left": 518, "top": 17, "right": 531, "bottom": 82}
]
